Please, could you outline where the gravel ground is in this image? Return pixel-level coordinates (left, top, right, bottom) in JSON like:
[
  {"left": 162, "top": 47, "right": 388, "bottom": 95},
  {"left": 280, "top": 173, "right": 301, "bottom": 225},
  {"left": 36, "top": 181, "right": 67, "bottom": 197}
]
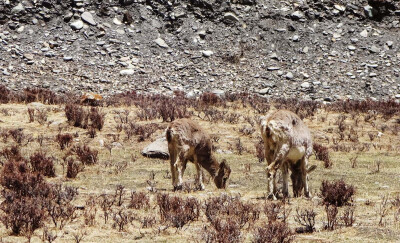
[{"left": 1, "top": 0, "right": 400, "bottom": 101}]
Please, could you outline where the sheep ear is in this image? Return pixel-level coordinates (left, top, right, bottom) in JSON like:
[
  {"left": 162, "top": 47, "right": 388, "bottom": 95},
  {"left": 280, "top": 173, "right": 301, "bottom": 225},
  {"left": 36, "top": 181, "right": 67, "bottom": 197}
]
[{"left": 307, "top": 165, "right": 317, "bottom": 173}]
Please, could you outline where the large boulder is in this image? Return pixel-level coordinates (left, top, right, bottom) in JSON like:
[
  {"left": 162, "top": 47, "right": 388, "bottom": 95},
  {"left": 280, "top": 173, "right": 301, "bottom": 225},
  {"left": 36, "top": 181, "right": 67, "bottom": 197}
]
[{"left": 141, "top": 137, "right": 169, "bottom": 159}]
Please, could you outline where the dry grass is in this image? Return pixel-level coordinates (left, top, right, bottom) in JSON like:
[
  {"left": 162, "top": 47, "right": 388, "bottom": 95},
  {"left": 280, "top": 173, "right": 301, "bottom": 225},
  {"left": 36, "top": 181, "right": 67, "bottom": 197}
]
[{"left": 0, "top": 102, "right": 399, "bottom": 242}]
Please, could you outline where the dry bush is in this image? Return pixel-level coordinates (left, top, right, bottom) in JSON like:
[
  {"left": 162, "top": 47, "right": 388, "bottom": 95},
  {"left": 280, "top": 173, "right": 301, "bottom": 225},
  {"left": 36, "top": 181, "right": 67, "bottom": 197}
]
[
  {"left": 202, "top": 218, "right": 242, "bottom": 243},
  {"left": 313, "top": 143, "right": 331, "bottom": 168},
  {"left": 129, "top": 191, "right": 150, "bottom": 210},
  {"left": 65, "top": 104, "right": 89, "bottom": 128},
  {"left": 84, "top": 196, "right": 97, "bottom": 226},
  {"left": 89, "top": 107, "right": 106, "bottom": 130},
  {"left": 99, "top": 194, "right": 115, "bottom": 224},
  {"left": 274, "top": 98, "right": 320, "bottom": 119},
  {"left": 341, "top": 206, "right": 356, "bottom": 227},
  {"left": 140, "top": 215, "right": 156, "bottom": 228},
  {"left": 157, "top": 193, "right": 200, "bottom": 229},
  {"left": 320, "top": 179, "right": 355, "bottom": 207},
  {"left": 294, "top": 207, "right": 317, "bottom": 233},
  {"left": 65, "top": 158, "right": 84, "bottom": 179},
  {"left": 255, "top": 138, "right": 264, "bottom": 162},
  {"left": 204, "top": 195, "right": 260, "bottom": 231},
  {"left": 324, "top": 205, "right": 338, "bottom": 231},
  {"left": 0, "top": 145, "right": 23, "bottom": 162},
  {"left": 27, "top": 108, "right": 35, "bottom": 122},
  {"left": 264, "top": 202, "right": 291, "bottom": 223},
  {"left": 8, "top": 128, "right": 28, "bottom": 145},
  {"left": 239, "top": 125, "right": 255, "bottom": 136},
  {"left": 114, "top": 184, "right": 125, "bottom": 207},
  {"left": 19, "top": 88, "right": 59, "bottom": 105},
  {"left": 36, "top": 109, "right": 48, "bottom": 125},
  {"left": 253, "top": 221, "right": 294, "bottom": 243},
  {"left": 200, "top": 92, "right": 221, "bottom": 106},
  {"left": 235, "top": 138, "right": 245, "bottom": 155},
  {"left": 72, "top": 145, "right": 98, "bottom": 165},
  {"left": 112, "top": 208, "right": 134, "bottom": 231},
  {"left": 123, "top": 122, "right": 161, "bottom": 142},
  {"left": 0, "top": 84, "right": 10, "bottom": 103},
  {"left": 0, "top": 159, "right": 51, "bottom": 238},
  {"left": 45, "top": 184, "right": 78, "bottom": 229},
  {"left": 56, "top": 133, "right": 73, "bottom": 150},
  {"left": 29, "top": 151, "right": 55, "bottom": 177},
  {"left": 42, "top": 227, "right": 58, "bottom": 243},
  {"left": 378, "top": 194, "right": 390, "bottom": 226}
]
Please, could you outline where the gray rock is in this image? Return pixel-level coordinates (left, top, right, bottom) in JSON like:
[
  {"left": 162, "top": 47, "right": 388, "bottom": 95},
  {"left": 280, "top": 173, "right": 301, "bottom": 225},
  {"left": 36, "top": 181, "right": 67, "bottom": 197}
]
[
  {"left": 154, "top": 38, "right": 169, "bottom": 48},
  {"left": 70, "top": 20, "right": 84, "bottom": 30},
  {"left": 120, "top": 69, "right": 134, "bottom": 75},
  {"left": 301, "top": 82, "right": 310, "bottom": 88},
  {"left": 211, "top": 89, "right": 225, "bottom": 98},
  {"left": 369, "top": 72, "right": 377, "bottom": 77},
  {"left": 360, "top": 29, "right": 368, "bottom": 38},
  {"left": 291, "top": 11, "right": 304, "bottom": 20},
  {"left": 386, "top": 41, "right": 393, "bottom": 48},
  {"left": 113, "top": 18, "right": 122, "bottom": 25},
  {"left": 202, "top": 50, "right": 214, "bottom": 57},
  {"left": 63, "top": 56, "right": 73, "bottom": 62},
  {"left": 348, "top": 45, "right": 356, "bottom": 51},
  {"left": 395, "top": 94, "right": 400, "bottom": 99},
  {"left": 267, "top": 67, "right": 280, "bottom": 71},
  {"left": 286, "top": 72, "right": 294, "bottom": 79},
  {"left": 223, "top": 12, "right": 239, "bottom": 22},
  {"left": 258, "top": 88, "right": 270, "bottom": 95},
  {"left": 292, "top": 35, "right": 300, "bottom": 42},
  {"left": 364, "top": 5, "right": 375, "bottom": 18},
  {"left": 11, "top": 3, "right": 24, "bottom": 14},
  {"left": 81, "top": 12, "right": 96, "bottom": 26},
  {"left": 141, "top": 137, "right": 169, "bottom": 159},
  {"left": 370, "top": 45, "right": 380, "bottom": 53}
]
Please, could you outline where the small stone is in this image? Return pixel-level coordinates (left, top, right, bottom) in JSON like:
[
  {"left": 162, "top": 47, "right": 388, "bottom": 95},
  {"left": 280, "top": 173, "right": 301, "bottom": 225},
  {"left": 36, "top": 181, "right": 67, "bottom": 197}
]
[
  {"left": 70, "top": 20, "right": 84, "bottom": 30},
  {"left": 154, "top": 38, "right": 169, "bottom": 48},
  {"left": 291, "top": 11, "right": 304, "bottom": 20},
  {"left": 302, "top": 47, "right": 309, "bottom": 53},
  {"left": 258, "top": 88, "right": 270, "bottom": 95},
  {"left": 285, "top": 72, "right": 294, "bottom": 79},
  {"left": 16, "top": 26, "right": 24, "bottom": 33},
  {"left": 301, "top": 82, "right": 310, "bottom": 88},
  {"left": 370, "top": 45, "right": 380, "bottom": 53},
  {"left": 223, "top": 12, "right": 239, "bottom": 22},
  {"left": 63, "top": 56, "right": 73, "bottom": 62},
  {"left": 11, "top": 3, "right": 24, "bottom": 14},
  {"left": 334, "top": 4, "right": 346, "bottom": 12},
  {"left": 395, "top": 94, "right": 400, "bottom": 99},
  {"left": 269, "top": 53, "right": 278, "bottom": 59},
  {"left": 369, "top": 72, "right": 377, "bottom": 77},
  {"left": 202, "top": 50, "right": 214, "bottom": 57},
  {"left": 120, "top": 69, "right": 134, "bottom": 75},
  {"left": 360, "top": 29, "right": 368, "bottom": 38},
  {"left": 348, "top": 45, "right": 356, "bottom": 51},
  {"left": 23, "top": 53, "right": 33, "bottom": 60},
  {"left": 364, "top": 5, "right": 374, "bottom": 18},
  {"left": 81, "top": 12, "right": 96, "bottom": 26},
  {"left": 386, "top": 41, "right": 393, "bottom": 48},
  {"left": 292, "top": 35, "right": 300, "bottom": 42},
  {"left": 113, "top": 18, "right": 122, "bottom": 25},
  {"left": 267, "top": 67, "right": 280, "bottom": 71}
]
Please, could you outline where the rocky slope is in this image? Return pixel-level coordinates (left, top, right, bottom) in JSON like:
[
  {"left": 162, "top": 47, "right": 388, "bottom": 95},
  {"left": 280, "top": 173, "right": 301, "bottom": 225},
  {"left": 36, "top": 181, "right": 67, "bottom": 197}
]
[{"left": 1, "top": 0, "right": 400, "bottom": 101}]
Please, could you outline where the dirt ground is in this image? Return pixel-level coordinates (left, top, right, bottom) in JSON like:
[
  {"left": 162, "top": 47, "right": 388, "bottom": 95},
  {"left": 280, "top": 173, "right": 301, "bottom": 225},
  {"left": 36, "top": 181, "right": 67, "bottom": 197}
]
[{"left": 0, "top": 102, "right": 399, "bottom": 242}]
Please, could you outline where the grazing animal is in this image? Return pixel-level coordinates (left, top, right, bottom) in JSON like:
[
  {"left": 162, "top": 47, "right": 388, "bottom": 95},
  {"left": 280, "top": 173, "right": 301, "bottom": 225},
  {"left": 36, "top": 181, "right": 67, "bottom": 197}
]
[
  {"left": 166, "top": 118, "right": 231, "bottom": 191},
  {"left": 260, "top": 110, "right": 315, "bottom": 199},
  {"left": 80, "top": 92, "right": 103, "bottom": 106}
]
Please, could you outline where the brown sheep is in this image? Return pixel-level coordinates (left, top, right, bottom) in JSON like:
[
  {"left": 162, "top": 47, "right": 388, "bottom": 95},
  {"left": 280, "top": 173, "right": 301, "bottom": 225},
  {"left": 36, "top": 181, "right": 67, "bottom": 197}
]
[
  {"left": 166, "top": 118, "right": 231, "bottom": 191},
  {"left": 260, "top": 110, "right": 315, "bottom": 199}
]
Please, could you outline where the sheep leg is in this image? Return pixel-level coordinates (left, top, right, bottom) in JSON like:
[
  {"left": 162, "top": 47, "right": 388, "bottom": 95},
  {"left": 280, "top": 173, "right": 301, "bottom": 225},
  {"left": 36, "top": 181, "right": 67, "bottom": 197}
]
[
  {"left": 169, "top": 147, "right": 180, "bottom": 191},
  {"left": 194, "top": 158, "right": 205, "bottom": 190},
  {"left": 281, "top": 161, "right": 289, "bottom": 198},
  {"left": 301, "top": 157, "right": 311, "bottom": 198},
  {"left": 266, "top": 144, "right": 290, "bottom": 200}
]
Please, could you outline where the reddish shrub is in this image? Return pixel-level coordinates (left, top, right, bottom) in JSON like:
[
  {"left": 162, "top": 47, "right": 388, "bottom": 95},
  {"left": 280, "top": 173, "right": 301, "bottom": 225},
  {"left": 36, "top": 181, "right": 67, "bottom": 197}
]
[
  {"left": 56, "top": 133, "right": 73, "bottom": 150},
  {"left": 29, "top": 151, "right": 55, "bottom": 177},
  {"left": 157, "top": 193, "right": 200, "bottom": 228},
  {"left": 313, "top": 143, "right": 331, "bottom": 168},
  {"left": 253, "top": 221, "right": 294, "bottom": 243},
  {"left": 129, "top": 191, "right": 150, "bottom": 210},
  {"left": 72, "top": 145, "right": 98, "bottom": 165},
  {"left": 320, "top": 179, "right": 355, "bottom": 207},
  {"left": 0, "top": 85, "right": 10, "bottom": 103}
]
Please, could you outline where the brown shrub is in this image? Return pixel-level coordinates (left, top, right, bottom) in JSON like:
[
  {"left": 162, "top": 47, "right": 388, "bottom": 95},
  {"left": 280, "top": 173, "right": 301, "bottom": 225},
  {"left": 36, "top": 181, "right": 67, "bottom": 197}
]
[
  {"left": 294, "top": 207, "right": 317, "bottom": 233},
  {"left": 66, "top": 158, "right": 84, "bottom": 179},
  {"left": 72, "top": 145, "right": 98, "bottom": 165},
  {"left": 89, "top": 107, "right": 105, "bottom": 130},
  {"left": 56, "top": 133, "right": 73, "bottom": 150},
  {"left": 157, "top": 193, "right": 200, "bottom": 228},
  {"left": 29, "top": 151, "right": 56, "bottom": 177},
  {"left": 313, "top": 143, "right": 331, "bottom": 168},
  {"left": 253, "top": 221, "right": 294, "bottom": 243},
  {"left": 129, "top": 191, "right": 150, "bottom": 210},
  {"left": 320, "top": 179, "right": 355, "bottom": 207},
  {"left": 0, "top": 84, "right": 10, "bottom": 103}
]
